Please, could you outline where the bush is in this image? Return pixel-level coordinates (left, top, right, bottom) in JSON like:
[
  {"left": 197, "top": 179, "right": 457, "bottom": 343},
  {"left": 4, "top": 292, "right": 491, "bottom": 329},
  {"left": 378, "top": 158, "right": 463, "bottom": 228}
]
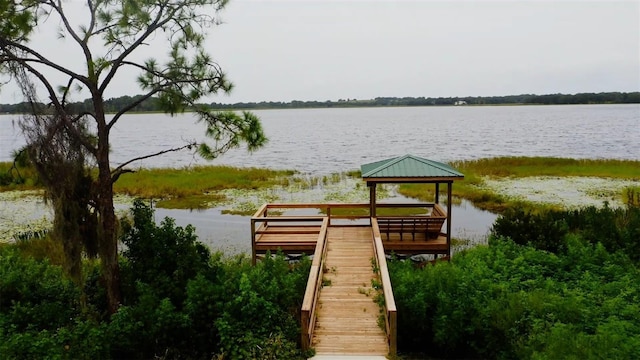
[
  {"left": 0, "top": 248, "right": 110, "bottom": 359},
  {"left": 0, "top": 248, "right": 80, "bottom": 332},
  {"left": 491, "top": 207, "right": 569, "bottom": 253},
  {"left": 111, "top": 201, "right": 311, "bottom": 359},
  {"left": 1, "top": 201, "right": 312, "bottom": 359},
  {"left": 389, "top": 237, "right": 640, "bottom": 359},
  {"left": 120, "top": 199, "right": 211, "bottom": 307},
  {"left": 492, "top": 205, "right": 640, "bottom": 262},
  {"left": 214, "top": 253, "right": 310, "bottom": 359}
]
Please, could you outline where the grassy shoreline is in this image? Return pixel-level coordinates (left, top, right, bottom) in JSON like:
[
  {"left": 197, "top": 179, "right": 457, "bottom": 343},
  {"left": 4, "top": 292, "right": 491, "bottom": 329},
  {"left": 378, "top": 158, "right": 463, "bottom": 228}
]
[{"left": 2, "top": 157, "right": 639, "bottom": 213}]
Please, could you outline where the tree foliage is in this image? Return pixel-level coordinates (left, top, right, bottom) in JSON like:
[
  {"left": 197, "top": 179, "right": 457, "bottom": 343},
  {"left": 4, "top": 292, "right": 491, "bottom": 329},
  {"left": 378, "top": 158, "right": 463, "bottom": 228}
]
[
  {"left": 0, "top": 0, "right": 266, "bottom": 313},
  {"left": 2, "top": 91, "right": 638, "bottom": 113}
]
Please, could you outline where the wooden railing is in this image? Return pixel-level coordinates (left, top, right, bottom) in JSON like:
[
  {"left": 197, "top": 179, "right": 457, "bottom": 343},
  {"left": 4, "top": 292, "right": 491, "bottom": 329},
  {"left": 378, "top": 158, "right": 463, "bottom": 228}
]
[
  {"left": 371, "top": 217, "right": 398, "bottom": 355},
  {"left": 300, "top": 217, "right": 329, "bottom": 352},
  {"left": 251, "top": 202, "right": 439, "bottom": 224},
  {"left": 252, "top": 202, "right": 371, "bottom": 226}
]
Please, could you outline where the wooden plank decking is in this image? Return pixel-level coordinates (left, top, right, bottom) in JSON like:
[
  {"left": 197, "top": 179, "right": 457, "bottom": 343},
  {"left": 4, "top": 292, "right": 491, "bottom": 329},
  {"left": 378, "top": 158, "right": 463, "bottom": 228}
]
[
  {"left": 312, "top": 226, "right": 389, "bottom": 356},
  {"left": 254, "top": 225, "right": 321, "bottom": 255}
]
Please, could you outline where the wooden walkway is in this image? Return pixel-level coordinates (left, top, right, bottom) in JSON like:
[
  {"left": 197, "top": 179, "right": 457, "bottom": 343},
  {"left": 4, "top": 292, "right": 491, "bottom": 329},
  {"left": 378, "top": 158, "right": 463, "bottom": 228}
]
[
  {"left": 251, "top": 202, "right": 451, "bottom": 356},
  {"left": 312, "top": 226, "right": 388, "bottom": 355}
]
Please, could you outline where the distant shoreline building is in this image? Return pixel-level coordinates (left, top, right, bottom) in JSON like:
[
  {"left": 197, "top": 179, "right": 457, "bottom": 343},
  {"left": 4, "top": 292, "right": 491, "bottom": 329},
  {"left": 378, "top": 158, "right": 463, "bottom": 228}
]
[{"left": 454, "top": 100, "right": 468, "bottom": 106}]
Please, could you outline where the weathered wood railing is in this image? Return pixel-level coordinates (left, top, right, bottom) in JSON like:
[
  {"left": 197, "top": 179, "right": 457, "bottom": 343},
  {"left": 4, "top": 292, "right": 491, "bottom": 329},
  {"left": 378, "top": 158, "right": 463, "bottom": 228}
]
[
  {"left": 371, "top": 217, "right": 398, "bottom": 355},
  {"left": 300, "top": 217, "right": 329, "bottom": 352}
]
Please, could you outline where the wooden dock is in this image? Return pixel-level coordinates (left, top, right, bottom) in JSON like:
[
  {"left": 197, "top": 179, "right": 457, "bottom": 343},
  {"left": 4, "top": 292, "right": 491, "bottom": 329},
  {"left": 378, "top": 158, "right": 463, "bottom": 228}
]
[
  {"left": 312, "top": 226, "right": 388, "bottom": 355},
  {"left": 250, "top": 156, "right": 464, "bottom": 356},
  {"left": 251, "top": 202, "right": 452, "bottom": 357}
]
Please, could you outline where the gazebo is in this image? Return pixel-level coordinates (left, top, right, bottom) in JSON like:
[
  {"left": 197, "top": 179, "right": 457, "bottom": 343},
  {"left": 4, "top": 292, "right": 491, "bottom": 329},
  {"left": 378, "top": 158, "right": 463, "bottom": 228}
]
[{"left": 361, "top": 154, "right": 465, "bottom": 258}]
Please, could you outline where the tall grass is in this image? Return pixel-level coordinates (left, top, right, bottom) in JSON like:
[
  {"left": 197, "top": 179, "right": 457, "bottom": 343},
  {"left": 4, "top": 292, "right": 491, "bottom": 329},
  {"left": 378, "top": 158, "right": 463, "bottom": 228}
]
[
  {"left": 1, "top": 234, "right": 66, "bottom": 267},
  {"left": 450, "top": 157, "right": 640, "bottom": 179},
  {"left": 113, "top": 166, "right": 294, "bottom": 198}
]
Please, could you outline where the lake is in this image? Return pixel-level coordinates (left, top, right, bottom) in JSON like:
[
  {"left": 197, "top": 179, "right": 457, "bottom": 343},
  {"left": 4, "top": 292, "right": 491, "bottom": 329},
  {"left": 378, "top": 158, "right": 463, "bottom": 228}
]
[
  {"left": 1, "top": 104, "right": 638, "bottom": 253},
  {"left": 2, "top": 104, "right": 639, "bottom": 172}
]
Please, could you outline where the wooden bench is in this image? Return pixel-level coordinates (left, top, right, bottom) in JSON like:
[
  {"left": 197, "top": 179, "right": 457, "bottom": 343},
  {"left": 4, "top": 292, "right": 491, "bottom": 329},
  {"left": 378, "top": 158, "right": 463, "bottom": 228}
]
[{"left": 377, "top": 204, "right": 447, "bottom": 241}]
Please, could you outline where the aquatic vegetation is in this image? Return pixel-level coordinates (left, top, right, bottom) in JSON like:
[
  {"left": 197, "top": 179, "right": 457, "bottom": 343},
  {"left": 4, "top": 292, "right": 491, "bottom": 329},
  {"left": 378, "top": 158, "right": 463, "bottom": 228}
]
[
  {"left": 113, "top": 165, "right": 296, "bottom": 199},
  {"left": 0, "top": 191, "right": 50, "bottom": 243},
  {"left": 626, "top": 187, "right": 640, "bottom": 207},
  {"left": 449, "top": 157, "right": 640, "bottom": 179},
  {"left": 155, "top": 194, "right": 226, "bottom": 210},
  {"left": 481, "top": 176, "right": 638, "bottom": 209},
  {"left": 400, "top": 157, "right": 640, "bottom": 212},
  {"left": 220, "top": 175, "right": 377, "bottom": 216},
  {"left": 4, "top": 158, "right": 637, "bottom": 243},
  {"left": 0, "top": 161, "right": 41, "bottom": 190}
]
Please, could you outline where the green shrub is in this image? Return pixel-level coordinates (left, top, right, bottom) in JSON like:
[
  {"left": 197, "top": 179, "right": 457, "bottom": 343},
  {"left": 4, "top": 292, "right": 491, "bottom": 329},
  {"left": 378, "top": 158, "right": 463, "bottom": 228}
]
[
  {"left": 491, "top": 207, "right": 569, "bottom": 253},
  {"left": 389, "top": 237, "right": 640, "bottom": 359},
  {"left": 113, "top": 201, "right": 310, "bottom": 359},
  {"left": 1, "top": 201, "right": 312, "bottom": 359},
  {"left": 107, "top": 284, "right": 190, "bottom": 359},
  {"left": 492, "top": 205, "right": 640, "bottom": 262},
  {"left": 120, "top": 199, "right": 211, "bottom": 307},
  {"left": 205, "top": 252, "right": 310, "bottom": 359},
  {"left": 0, "top": 248, "right": 110, "bottom": 359},
  {"left": 0, "top": 248, "right": 80, "bottom": 331}
]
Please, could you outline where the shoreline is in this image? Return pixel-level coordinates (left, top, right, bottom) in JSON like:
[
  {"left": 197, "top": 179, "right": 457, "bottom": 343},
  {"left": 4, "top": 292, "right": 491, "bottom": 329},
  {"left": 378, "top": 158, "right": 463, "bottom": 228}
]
[{"left": 2, "top": 173, "right": 637, "bottom": 244}]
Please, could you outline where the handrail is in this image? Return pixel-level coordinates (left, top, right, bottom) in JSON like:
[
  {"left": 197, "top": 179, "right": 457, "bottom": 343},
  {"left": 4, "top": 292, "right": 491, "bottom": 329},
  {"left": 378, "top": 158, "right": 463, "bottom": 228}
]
[
  {"left": 251, "top": 203, "right": 268, "bottom": 218},
  {"left": 300, "top": 217, "right": 330, "bottom": 352},
  {"left": 251, "top": 212, "right": 326, "bottom": 265},
  {"left": 371, "top": 217, "right": 398, "bottom": 355},
  {"left": 264, "top": 203, "right": 370, "bottom": 225}
]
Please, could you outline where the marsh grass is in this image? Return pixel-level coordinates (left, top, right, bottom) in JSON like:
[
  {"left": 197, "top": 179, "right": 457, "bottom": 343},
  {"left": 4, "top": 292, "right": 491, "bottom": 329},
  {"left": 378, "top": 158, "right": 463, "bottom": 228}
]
[
  {"left": 113, "top": 166, "right": 295, "bottom": 208},
  {"left": 345, "top": 169, "right": 361, "bottom": 178},
  {"left": 450, "top": 157, "right": 640, "bottom": 178},
  {"left": 155, "top": 193, "right": 226, "bottom": 209},
  {"left": 626, "top": 187, "right": 640, "bottom": 207},
  {"left": 399, "top": 157, "right": 640, "bottom": 212},
  {"left": 1, "top": 235, "right": 66, "bottom": 267}
]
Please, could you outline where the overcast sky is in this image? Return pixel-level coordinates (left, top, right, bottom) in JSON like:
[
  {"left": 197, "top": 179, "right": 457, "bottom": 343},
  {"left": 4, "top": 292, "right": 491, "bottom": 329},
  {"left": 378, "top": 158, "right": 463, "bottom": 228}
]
[{"left": 1, "top": 0, "right": 639, "bottom": 104}]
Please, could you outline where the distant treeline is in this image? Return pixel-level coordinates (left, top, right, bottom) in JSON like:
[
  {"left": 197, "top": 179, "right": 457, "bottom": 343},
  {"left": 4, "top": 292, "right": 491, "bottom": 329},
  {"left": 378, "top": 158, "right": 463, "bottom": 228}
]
[
  {"left": 210, "top": 92, "right": 640, "bottom": 109},
  {"left": 1, "top": 92, "right": 638, "bottom": 114}
]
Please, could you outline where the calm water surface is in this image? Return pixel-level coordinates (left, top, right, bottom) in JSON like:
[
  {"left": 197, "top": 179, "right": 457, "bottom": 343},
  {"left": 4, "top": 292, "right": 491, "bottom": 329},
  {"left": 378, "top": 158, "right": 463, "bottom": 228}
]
[
  {"left": 2, "top": 104, "right": 639, "bottom": 172},
  {"left": 1, "top": 104, "right": 638, "bottom": 252}
]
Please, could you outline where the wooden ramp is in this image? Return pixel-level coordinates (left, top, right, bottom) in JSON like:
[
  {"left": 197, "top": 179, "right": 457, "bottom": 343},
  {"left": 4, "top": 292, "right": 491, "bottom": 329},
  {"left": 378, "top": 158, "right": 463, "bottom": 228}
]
[{"left": 312, "top": 226, "right": 389, "bottom": 356}]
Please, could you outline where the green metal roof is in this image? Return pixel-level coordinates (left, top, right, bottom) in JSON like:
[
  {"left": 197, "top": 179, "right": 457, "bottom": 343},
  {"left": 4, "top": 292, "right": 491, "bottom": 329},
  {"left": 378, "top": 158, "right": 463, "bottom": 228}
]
[{"left": 361, "top": 154, "right": 464, "bottom": 181}]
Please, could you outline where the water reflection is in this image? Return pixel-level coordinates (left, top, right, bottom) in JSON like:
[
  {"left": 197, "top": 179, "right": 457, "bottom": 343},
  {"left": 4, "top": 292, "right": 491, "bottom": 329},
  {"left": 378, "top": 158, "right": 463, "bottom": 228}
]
[{"left": 154, "top": 207, "right": 251, "bottom": 255}]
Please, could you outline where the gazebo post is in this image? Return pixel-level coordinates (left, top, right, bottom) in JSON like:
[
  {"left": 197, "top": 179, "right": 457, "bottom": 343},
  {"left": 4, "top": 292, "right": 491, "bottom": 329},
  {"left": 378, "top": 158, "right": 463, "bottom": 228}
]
[
  {"left": 435, "top": 183, "right": 440, "bottom": 204},
  {"left": 446, "top": 181, "right": 452, "bottom": 258},
  {"left": 369, "top": 183, "right": 377, "bottom": 218}
]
